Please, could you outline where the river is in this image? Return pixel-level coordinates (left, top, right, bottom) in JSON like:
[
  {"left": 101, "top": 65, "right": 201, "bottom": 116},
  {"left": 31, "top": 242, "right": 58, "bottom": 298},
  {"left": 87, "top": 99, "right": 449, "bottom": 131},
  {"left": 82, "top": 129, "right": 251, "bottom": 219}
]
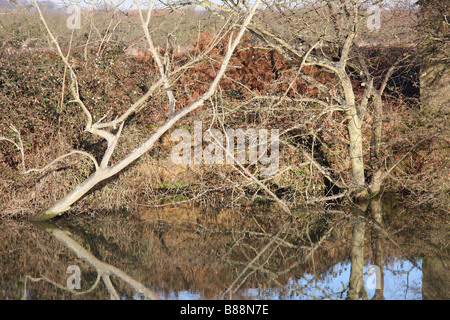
[{"left": 0, "top": 196, "right": 448, "bottom": 300}]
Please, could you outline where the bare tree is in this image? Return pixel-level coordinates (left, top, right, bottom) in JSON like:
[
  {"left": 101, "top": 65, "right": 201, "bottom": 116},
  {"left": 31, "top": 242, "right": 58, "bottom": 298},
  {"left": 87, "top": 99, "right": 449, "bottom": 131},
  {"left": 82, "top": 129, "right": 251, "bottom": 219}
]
[
  {"left": 176, "top": 0, "right": 422, "bottom": 201},
  {"left": 1, "top": 0, "right": 262, "bottom": 220}
]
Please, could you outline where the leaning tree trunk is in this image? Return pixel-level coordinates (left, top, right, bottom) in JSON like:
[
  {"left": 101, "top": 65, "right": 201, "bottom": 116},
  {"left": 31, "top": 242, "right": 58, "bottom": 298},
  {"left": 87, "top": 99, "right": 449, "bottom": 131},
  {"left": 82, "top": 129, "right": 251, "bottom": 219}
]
[
  {"left": 31, "top": 0, "right": 262, "bottom": 221},
  {"left": 33, "top": 116, "right": 183, "bottom": 220}
]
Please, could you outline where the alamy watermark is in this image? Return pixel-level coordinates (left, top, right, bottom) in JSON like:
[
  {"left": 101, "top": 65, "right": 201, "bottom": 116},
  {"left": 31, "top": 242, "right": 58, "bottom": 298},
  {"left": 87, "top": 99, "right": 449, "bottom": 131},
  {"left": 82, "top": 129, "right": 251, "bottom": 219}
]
[
  {"left": 64, "top": 3, "right": 382, "bottom": 31},
  {"left": 170, "top": 121, "right": 279, "bottom": 176},
  {"left": 66, "top": 5, "right": 81, "bottom": 30},
  {"left": 66, "top": 264, "right": 81, "bottom": 290},
  {"left": 365, "top": 265, "right": 382, "bottom": 290},
  {"left": 367, "top": 5, "right": 381, "bottom": 31}
]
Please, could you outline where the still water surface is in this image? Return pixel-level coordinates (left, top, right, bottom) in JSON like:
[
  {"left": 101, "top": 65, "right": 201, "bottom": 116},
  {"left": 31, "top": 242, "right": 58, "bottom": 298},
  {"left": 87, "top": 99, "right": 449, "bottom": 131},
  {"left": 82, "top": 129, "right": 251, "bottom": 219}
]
[{"left": 0, "top": 197, "right": 448, "bottom": 300}]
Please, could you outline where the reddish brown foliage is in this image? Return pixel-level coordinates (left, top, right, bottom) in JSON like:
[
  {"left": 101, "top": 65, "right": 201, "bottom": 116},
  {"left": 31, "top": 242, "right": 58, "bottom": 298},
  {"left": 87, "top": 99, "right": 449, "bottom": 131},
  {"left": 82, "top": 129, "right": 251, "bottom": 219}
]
[{"left": 174, "top": 32, "right": 338, "bottom": 103}]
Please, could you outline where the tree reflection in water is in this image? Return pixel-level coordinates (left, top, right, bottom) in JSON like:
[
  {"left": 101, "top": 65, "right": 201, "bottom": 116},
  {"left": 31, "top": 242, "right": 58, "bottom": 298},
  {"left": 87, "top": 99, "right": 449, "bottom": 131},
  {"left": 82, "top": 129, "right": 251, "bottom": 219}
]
[
  {"left": 23, "top": 221, "right": 158, "bottom": 300},
  {"left": 0, "top": 196, "right": 446, "bottom": 300}
]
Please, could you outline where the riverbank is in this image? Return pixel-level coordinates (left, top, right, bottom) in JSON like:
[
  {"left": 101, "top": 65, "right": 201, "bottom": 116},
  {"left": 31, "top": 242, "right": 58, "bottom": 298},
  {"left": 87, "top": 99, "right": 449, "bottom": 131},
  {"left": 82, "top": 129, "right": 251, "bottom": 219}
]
[{"left": 1, "top": 36, "right": 448, "bottom": 219}]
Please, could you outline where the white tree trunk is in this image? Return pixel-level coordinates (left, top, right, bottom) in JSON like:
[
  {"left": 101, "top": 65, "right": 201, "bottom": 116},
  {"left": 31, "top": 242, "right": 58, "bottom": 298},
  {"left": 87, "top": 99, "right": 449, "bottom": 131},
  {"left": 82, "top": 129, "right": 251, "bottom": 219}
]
[
  {"left": 341, "top": 75, "right": 368, "bottom": 198},
  {"left": 31, "top": 0, "right": 262, "bottom": 221}
]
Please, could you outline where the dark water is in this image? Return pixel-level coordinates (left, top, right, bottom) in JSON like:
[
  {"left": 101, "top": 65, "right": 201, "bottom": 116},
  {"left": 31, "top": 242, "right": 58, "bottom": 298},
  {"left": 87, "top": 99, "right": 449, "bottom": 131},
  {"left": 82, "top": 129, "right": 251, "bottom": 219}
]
[{"left": 0, "top": 197, "right": 448, "bottom": 300}]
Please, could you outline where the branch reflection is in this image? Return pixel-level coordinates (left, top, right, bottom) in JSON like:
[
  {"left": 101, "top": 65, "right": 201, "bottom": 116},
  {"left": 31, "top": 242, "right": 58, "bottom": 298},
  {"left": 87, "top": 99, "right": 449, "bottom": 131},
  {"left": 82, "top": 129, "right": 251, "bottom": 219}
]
[{"left": 28, "top": 221, "right": 158, "bottom": 300}]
